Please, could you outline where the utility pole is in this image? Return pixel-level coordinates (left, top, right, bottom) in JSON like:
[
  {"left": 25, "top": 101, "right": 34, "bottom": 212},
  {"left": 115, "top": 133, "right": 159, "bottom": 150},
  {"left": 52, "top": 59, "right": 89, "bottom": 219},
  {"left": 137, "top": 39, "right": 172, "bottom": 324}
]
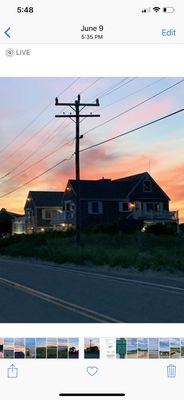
[{"left": 55, "top": 94, "right": 100, "bottom": 244}]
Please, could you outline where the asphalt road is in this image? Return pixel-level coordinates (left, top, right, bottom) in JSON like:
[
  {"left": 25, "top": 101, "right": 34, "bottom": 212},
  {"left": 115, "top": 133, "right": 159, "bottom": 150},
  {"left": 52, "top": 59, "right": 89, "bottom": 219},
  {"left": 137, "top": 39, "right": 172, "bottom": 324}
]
[{"left": 0, "top": 257, "right": 184, "bottom": 322}]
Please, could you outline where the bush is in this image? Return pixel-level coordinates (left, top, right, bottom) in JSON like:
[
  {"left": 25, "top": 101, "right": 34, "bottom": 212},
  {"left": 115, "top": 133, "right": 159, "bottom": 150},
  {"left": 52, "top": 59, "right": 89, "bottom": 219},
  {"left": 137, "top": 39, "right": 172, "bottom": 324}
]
[
  {"left": 179, "top": 223, "right": 184, "bottom": 233},
  {"left": 145, "top": 222, "right": 177, "bottom": 235},
  {"left": 118, "top": 218, "right": 144, "bottom": 233},
  {"left": 86, "top": 223, "right": 117, "bottom": 234},
  {"left": 0, "top": 231, "right": 183, "bottom": 271}
]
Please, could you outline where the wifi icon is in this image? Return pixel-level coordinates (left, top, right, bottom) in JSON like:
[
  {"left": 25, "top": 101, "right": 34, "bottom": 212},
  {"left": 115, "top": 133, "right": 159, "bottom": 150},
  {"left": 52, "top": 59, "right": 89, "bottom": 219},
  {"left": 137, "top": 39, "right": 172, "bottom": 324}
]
[{"left": 153, "top": 6, "right": 161, "bottom": 12}]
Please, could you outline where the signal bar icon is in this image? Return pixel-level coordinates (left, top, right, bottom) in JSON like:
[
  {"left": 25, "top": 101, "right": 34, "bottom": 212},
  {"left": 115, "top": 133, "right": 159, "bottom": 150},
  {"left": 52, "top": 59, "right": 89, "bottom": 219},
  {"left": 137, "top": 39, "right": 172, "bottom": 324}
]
[{"left": 142, "top": 7, "right": 151, "bottom": 13}]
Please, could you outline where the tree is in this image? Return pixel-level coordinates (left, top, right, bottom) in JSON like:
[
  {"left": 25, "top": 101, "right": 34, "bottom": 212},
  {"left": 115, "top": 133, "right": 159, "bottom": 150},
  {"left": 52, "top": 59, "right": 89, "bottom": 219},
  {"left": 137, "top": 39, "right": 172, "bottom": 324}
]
[{"left": 0, "top": 209, "right": 12, "bottom": 235}]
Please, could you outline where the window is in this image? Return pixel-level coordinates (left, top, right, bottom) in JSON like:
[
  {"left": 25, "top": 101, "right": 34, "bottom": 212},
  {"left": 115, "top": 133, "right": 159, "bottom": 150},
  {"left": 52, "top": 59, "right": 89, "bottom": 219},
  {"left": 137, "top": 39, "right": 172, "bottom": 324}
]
[
  {"left": 64, "top": 202, "right": 75, "bottom": 212},
  {"left": 88, "top": 201, "right": 103, "bottom": 214},
  {"left": 119, "top": 202, "right": 129, "bottom": 212},
  {"left": 135, "top": 201, "right": 142, "bottom": 211},
  {"left": 65, "top": 203, "right": 70, "bottom": 212},
  {"left": 70, "top": 203, "right": 75, "bottom": 211},
  {"left": 92, "top": 202, "right": 99, "bottom": 213},
  {"left": 145, "top": 203, "right": 162, "bottom": 212},
  {"left": 27, "top": 209, "right": 33, "bottom": 218},
  {"left": 146, "top": 203, "right": 154, "bottom": 212},
  {"left": 143, "top": 180, "right": 152, "bottom": 192},
  {"left": 42, "top": 209, "right": 57, "bottom": 220},
  {"left": 155, "top": 203, "right": 161, "bottom": 212},
  {"left": 45, "top": 210, "right": 52, "bottom": 219}
]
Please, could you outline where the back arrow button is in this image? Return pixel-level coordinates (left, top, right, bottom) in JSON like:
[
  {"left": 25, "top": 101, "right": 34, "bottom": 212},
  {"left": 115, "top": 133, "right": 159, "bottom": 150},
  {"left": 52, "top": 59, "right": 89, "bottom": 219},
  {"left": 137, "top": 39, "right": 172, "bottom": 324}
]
[{"left": 4, "top": 27, "right": 11, "bottom": 38}]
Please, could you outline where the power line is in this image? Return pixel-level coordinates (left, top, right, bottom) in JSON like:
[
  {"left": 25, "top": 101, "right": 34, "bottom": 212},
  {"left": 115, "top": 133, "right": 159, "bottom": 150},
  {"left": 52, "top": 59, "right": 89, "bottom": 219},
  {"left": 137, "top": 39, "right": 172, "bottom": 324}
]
[
  {"left": 0, "top": 77, "right": 126, "bottom": 166},
  {"left": 0, "top": 78, "right": 103, "bottom": 179},
  {"left": 91, "top": 77, "right": 129, "bottom": 99},
  {"left": 0, "top": 78, "right": 83, "bottom": 162},
  {"left": 1, "top": 77, "right": 122, "bottom": 171},
  {"left": 80, "top": 107, "right": 184, "bottom": 153},
  {"left": 0, "top": 137, "right": 74, "bottom": 185},
  {"left": 1, "top": 78, "right": 180, "bottom": 189},
  {"left": 0, "top": 77, "right": 80, "bottom": 156},
  {"left": 0, "top": 119, "right": 71, "bottom": 180},
  {"left": 2, "top": 77, "right": 132, "bottom": 182},
  {"left": 55, "top": 94, "right": 100, "bottom": 244},
  {"left": 0, "top": 154, "right": 74, "bottom": 199},
  {"left": 80, "top": 77, "right": 102, "bottom": 94},
  {"left": 82, "top": 78, "right": 184, "bottom": 137},
  {"left": 0, "top": 80, "right": 104, "bottom": 197},
  {"left": 99, "top": 77, "right": 137, "bottom": 99},
  {"left": 0, "top": 117, "right": 57, "bottom": 166},
  {"left": 0, "top": 78, "right": 123, "bottom": 182},
  {"left": 79, "top": 78, "right": 163, "bottom": 127},
  {"left": 2, "top": 78, "right": 183, "bottom": 186},
  {"left": 101, "top": 77, "right": 165, "bottom": 109},
  {"left": 1, "top": 106, "right": 183, "bottom": 199},
  {"left": 79, "top": 78, "right": 137, "bottom": 124}
]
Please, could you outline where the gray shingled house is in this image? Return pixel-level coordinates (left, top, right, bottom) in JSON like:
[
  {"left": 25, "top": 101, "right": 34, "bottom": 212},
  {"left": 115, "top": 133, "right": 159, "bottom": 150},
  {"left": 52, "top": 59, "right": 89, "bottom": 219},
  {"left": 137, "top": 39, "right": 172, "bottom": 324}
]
[
  {"left": 24, "top": 191, "right": 64, "bottom": 233},
  {"left": 57, "top": 172, "right": 178, "bottom": 231}
]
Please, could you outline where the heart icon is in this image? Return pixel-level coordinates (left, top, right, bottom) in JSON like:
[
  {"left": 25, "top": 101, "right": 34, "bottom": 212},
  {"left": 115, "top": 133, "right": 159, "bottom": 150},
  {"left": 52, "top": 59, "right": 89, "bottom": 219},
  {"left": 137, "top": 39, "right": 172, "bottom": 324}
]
[{"left": 87, "top": 366, "right": 98, "bottom": 376}]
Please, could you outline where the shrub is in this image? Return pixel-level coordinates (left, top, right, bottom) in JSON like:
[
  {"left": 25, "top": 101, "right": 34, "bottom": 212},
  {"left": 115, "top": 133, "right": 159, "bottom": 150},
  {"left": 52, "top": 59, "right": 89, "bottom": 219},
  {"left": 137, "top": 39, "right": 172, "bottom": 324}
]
[
  {"left": 86, "top": 223, "right": 117, "bottom": 234},
  {"left": 145, "top": 222, "right": 177, "bottom": 235}
]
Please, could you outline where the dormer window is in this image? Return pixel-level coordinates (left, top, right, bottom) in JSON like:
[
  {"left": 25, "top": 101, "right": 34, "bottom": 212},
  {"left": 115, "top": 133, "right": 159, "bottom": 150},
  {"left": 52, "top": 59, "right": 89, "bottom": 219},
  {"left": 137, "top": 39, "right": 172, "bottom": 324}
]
[{"left": 143, "top": 180, "right": 152, "bottom": 192}]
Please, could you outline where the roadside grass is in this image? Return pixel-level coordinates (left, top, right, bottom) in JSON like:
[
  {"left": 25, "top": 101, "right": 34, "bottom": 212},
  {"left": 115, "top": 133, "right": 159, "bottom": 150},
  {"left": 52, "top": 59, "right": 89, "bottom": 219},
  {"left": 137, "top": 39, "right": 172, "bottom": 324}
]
[{"left": 0, "top": 231, "right": 183, "bottom": 271}]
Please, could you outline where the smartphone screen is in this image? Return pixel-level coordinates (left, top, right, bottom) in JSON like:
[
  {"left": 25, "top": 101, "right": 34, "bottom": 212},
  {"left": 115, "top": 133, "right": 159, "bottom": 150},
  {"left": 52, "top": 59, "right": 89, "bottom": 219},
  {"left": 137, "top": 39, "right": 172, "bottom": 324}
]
[{"left": 0, "top": 1, "right": 183, "bottom": 399}]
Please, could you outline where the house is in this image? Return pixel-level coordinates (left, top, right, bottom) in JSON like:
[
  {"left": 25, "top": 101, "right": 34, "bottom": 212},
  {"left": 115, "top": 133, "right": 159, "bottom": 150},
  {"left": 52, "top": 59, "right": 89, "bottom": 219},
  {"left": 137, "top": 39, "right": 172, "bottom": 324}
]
[
  {"left": 24, "top": 191, "right": 64, "bottom": 233},
  {"left": 0, "top": 208, "right": 25, "bottom": 236},
  {"left": 56, "top": 172, "right": 178, "bottom": 231}
]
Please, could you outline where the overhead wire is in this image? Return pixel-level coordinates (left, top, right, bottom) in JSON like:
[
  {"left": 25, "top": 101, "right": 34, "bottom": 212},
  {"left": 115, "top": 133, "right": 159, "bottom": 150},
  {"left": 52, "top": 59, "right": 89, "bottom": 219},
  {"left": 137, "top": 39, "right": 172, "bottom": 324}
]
[
  {"left": 0, "top": 78, "right": 103, "bottom": 180},
  {"left": 0, "top": 77, "right": 80, "bottom": 155},
  {"left": 82, "top": 78, "right": 184, "bottom": 137},
  {"left": 1, "top": 107, "right": 183, "bottom": 199},
  {"left": 80, "top": 107, "right": 184, "bottom": 153}
]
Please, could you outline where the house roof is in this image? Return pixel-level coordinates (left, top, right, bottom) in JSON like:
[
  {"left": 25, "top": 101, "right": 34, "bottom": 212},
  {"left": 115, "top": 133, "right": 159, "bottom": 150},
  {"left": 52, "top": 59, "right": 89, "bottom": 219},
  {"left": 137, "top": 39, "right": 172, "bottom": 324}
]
[
  {"left": 0, "top": 208, "right": 24, "bottom": 219},
  {"left": 27, "top": 191, "right": 64, "bottom": 207},
  {"left": 68, "top": 172, "right": 170, "bottom": 200}
]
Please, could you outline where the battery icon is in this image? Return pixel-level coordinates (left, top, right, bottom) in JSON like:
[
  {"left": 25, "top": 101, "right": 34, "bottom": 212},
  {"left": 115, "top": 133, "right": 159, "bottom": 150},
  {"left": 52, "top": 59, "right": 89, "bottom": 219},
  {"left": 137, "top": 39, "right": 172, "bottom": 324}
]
[{"left": 163, "top": 7, "right": 175, "bottom": 13}]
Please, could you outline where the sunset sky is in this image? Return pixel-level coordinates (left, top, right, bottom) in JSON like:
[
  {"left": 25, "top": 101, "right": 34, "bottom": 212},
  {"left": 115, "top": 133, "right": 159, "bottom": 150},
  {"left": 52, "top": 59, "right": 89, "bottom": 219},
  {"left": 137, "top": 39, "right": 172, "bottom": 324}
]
[
  {"left": 0, "top": 77, "right": 183, "bottom": 221},
  {"left": 85, "top": 338, "right": 100, "bottom": 349}
]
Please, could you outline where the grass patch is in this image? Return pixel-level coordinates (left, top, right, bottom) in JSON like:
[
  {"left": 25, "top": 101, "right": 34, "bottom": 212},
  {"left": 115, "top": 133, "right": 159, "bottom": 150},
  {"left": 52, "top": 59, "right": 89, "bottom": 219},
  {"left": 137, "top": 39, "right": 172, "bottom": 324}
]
[{"left": 0, "top": 231, "right": 184, "bottom": 271}]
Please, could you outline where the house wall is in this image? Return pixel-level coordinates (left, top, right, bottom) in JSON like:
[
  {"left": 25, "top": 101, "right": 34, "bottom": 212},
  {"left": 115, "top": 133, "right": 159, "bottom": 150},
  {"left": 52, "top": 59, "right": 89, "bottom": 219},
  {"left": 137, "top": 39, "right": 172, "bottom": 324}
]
[
  {"left": 25, "top": 204, "right": 56, "bottom": 230},
  {"left": 130, "top": 178, "right": 169, "bottom": 210},
  {"left": 80, "top": 199, "right": 119, "bottom": 229},
  {"left": 35, "top": 208, "right": 60, "bottom": 229},
  {"left": 62, "top": 177, "right": 171, "bottom": 230}
]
